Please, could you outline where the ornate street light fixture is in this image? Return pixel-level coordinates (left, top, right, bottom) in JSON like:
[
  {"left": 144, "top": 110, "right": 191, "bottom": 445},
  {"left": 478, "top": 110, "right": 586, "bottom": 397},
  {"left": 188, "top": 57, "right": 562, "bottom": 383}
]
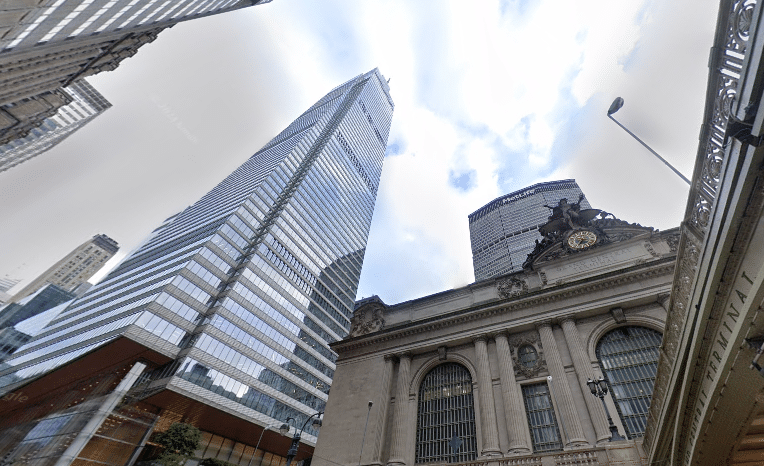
[
  {"left": 586, "top": 376, "right": 625, "bottom": 442},
  {"left": 281, "top": 412, "right": 324, "bottom": 466},
  {"left": 607, "top": 97, "right": 691, "bottom": 185}
]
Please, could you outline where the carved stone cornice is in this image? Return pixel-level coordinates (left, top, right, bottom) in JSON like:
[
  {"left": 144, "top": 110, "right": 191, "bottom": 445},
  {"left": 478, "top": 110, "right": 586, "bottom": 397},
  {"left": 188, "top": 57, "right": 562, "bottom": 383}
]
[{"left": 333, "top": 260, "right": 676, "bottom": 354}]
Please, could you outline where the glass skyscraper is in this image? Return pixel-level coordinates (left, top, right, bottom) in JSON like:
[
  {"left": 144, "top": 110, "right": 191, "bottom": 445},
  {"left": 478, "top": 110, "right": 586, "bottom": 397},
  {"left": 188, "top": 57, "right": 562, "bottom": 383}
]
[
  {"left": 469, "top": 180, "right": 590, "bottom": 281},
  {"left": 0, "top": 79, "right": 111, "bottom": 173},
  {"left": 0, "top": 69, "right": 393, "bottom": 466}
]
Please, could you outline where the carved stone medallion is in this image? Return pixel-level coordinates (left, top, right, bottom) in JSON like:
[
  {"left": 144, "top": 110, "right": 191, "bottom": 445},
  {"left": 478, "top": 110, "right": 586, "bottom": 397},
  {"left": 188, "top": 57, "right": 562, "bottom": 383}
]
[
  {"left": 349, "top": 303, "right": 385, "bottom": 337},
  {"left": 510, "top": 335, "right": 546, "bottom": 378},
  {"left": 497, "top": 277, "right": 529, "bottom": 299}
]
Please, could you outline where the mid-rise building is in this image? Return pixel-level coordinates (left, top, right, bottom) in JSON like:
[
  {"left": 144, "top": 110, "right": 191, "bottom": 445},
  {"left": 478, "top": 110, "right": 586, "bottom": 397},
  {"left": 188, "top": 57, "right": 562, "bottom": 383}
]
[
  {"left": 0, "top": 79, "right": 111, "bottom": 172},
  {"left": 469, "top": 180, "right": 590, "bottom": 281},
  {"left": 8, "top": 234, "right": 119, "bottom": 303},
  {"left": 0, "top": 0, "right": 272, "bottom": 125},
  {"left": 0, "top": 69, "right": 393, "bottom": 466}
]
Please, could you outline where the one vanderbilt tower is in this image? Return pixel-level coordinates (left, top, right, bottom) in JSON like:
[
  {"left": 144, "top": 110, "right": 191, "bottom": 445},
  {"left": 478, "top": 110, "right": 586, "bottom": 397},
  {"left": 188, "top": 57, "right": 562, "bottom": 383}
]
[{"left": 0, "top": 69, "right": 393, "bottom": 466}]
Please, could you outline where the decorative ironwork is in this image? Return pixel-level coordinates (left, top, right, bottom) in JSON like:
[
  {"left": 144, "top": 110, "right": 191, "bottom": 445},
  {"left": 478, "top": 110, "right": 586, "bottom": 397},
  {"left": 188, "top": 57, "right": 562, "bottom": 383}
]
[
  {"left": 416, "top": 363, "right": 477, "bottom": 463},
  {"left": 596, "top": 326, "right": 662, "bottom": 438},
  {"left": 522, "top": 382, "right": 563, "bottom": 453}
]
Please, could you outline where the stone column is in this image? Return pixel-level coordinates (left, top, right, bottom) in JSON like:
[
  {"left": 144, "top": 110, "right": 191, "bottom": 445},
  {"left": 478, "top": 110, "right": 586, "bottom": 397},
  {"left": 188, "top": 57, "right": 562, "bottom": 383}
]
[
  {"left": 473, "top": 336, "right": 501, "bottom": 457},
  {"left": 370, "top": 355, "right": 395, "bottom": 466},
  {"left": 560, "top": 317, "right": 610, "bottom": 443},
  {"left": 536, "top": 322, "right": 588, "bottom": 447},
  {"left": 387, "top": 353, "right": 411, "bottom": 466},
  {"left": 494, "top": 333, "right": 531, "bottom": 454}
]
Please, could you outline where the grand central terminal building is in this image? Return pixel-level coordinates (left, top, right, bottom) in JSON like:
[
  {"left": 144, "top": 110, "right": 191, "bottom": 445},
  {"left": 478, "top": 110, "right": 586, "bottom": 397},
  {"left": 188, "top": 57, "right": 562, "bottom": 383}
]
[
  {"left": 313, "top": 0, "right": 764, "bottom": 465},
  {"left": 314, "top": 201, "right": 677, "bottom": 466}
]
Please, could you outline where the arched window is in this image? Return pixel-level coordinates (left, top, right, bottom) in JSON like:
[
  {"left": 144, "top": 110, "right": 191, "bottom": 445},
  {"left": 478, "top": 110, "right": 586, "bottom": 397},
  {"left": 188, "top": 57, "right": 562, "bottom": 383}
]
[
  {"left": 415, "top": 363, "right": 477, "bottom": 463},
  {"left": 596, "top": 326, "right": 662, "bottom": 438}
]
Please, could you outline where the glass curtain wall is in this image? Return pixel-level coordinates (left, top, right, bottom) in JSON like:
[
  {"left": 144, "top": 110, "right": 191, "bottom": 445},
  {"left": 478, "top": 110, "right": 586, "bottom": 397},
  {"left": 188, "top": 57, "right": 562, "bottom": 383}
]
[{"left": 0, "top": 70, "right": 393, "bottom": 442}]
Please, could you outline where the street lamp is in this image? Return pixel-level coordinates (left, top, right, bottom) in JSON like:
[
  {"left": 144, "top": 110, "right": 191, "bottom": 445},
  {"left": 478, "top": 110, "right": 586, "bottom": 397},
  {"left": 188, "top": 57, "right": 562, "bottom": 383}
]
[
  {"left": 247, "top": 424, "right": 280, "bottom": 466},
  {"left": 281, "top": 412, "right": 324, "bottom": 466},
  {"left": 607, "top": 97, "right": 691, "bottom": 185},
  {"left": 586, "top": 376, "right": 625, "bottom": 442}
]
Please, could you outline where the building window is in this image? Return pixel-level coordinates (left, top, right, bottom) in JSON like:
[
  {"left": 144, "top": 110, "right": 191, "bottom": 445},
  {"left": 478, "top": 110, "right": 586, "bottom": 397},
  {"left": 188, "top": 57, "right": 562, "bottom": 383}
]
[
  {"left": 518, "top": 345, "right": 538, "bottom": 368},
  {"left": 415, "top": 363, "right": 477, "bottom": 463},
  {"left": 596, "top": 326, "right": 662, "bottom": 438},
  {"left": 522, "top": 382, "right": 563, "bottom": 452}
]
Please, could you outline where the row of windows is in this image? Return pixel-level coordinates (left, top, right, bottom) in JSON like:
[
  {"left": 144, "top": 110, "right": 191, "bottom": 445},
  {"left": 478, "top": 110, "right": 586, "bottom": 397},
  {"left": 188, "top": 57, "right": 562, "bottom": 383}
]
[
  {"left": 171, "top": 275, "right": 211, "bottom": 305},
  {"left": 191, "top": 334, "right": 325, "bottom": 409},
  {"left": 186, "top": 260, "right": 223, "bottom": 290},
  {"left": 176, "top": 357, "right": 324, "bottom": 434},
  {"left": 211, "top": 302, "right": 334, "bottom": 388},
  {"left": 414, "top": 326, "right": 661, "bottom": 462},
  {"left": 134, "top": 312, "right": 186, "bottom": 345},
  {"left": 207, "top": 313, "right": 333, "bottom": 386}
]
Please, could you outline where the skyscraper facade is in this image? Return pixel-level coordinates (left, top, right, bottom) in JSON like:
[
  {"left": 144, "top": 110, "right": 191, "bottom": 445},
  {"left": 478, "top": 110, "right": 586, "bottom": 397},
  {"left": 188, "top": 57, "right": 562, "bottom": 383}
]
[
  {"left": 468, "top": 179, "right": 590, "bottom": 281},
  {"left": 0, "top": 0, "right": 272, "bottom": 110},
  {"left": 8, "top": 234, "right": 119, "bottom": 303},
  {"left": 0, "top": 69, "right": 393, "bottom": 466},
  {"left": 0, "top": 79, "right": 111, "bottom": 172}
]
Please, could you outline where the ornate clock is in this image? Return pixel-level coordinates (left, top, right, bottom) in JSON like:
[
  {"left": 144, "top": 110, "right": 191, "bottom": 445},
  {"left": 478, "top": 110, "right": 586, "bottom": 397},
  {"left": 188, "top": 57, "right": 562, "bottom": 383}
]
[{"left": 567, "top": 229, "right": 598, "bottom": 250}]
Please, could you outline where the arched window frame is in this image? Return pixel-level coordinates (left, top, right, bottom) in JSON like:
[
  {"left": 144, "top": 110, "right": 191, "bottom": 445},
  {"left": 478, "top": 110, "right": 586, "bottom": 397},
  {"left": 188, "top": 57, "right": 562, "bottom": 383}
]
[
  {"left": 411, "top": 356, "right": 479, "bottom": 464},
  {"left": 592, "top": 324, "right": 663, "bottom": 439}
]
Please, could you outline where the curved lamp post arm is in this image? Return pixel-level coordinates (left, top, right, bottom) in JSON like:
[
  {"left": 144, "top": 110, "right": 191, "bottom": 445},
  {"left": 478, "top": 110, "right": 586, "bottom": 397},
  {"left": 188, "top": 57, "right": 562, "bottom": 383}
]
[
  {"left": 284, "top": 412, "right": 323, "bottom": 466},
  {"left": 607, "top": 97, "right": 691, "bottom": 185},
  {"left": 248, "top": 425, "right": 279, "bottom": 466}
]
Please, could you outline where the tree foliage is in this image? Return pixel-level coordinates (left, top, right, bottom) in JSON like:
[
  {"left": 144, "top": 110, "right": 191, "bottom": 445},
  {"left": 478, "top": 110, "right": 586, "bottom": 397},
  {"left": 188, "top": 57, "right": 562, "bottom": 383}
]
[
  {"left": 199, "top": 458, "right": 236, "bottom": 466},
  {"left": 154, "top": 423, "right": 201, "bottom": 466}
]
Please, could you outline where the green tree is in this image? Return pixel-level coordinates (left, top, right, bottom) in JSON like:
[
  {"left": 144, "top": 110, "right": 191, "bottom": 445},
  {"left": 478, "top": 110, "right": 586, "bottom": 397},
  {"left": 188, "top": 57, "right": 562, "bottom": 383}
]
[
  {"left": 154, "top": 423, "right": 201, "bottom": 466},
  {"left": 199, "top": 458, "right": 236, "bottom": 466}
]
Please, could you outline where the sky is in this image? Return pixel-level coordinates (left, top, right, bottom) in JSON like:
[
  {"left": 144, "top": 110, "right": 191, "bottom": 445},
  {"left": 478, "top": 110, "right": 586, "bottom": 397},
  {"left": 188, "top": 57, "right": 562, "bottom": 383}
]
[{"left": 0, "top": 0, "right": 720, "bottom": 306}]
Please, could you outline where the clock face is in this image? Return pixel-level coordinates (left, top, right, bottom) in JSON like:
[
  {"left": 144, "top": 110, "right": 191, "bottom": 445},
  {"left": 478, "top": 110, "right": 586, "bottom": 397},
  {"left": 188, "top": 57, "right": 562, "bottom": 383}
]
[{"left": 567, "top": 230, "right": 597, "bottom": 250}]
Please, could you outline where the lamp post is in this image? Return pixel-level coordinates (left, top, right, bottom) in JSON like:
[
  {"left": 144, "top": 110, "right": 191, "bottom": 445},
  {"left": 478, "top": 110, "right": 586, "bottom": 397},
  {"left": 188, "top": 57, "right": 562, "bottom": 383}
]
[
  {"left": 281, "top": 412, "right": 323, "bottom": 466},
  {"left": 586, "top": 376, "right": 625, "bottom": 442},
  {"left": 358, "top": 401, "right": 373, "bottom": 466},
  {"left": 607, "top": 97, "right": 691, "bottom": 185},
  {"left": 246, "top": 424, "right": 280, "bottom": 466}
]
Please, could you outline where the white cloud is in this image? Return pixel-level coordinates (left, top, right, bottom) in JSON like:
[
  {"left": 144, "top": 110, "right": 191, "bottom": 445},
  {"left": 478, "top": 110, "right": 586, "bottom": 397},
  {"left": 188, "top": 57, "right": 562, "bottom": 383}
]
[{"left": 0, "top": 0, "right": 721, "bottom": 306}]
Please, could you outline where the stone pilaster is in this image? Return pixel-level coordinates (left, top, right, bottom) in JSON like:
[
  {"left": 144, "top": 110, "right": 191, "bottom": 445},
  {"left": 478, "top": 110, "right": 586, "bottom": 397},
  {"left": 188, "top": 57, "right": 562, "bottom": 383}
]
[
  {"left": 370, "top": 355, "right": 395, "bottom": 466},
  {"left": 473, "top": 336, "right": 501, "bottom": 457},
  {"left": 387, "top": 353, "right": 411, "bottom": 466},
  {"left": 494, "top": 333, "right": 531, "bottom": 454},
  {"left": 536, "top": 322, "right": 588, "bottom": 447},
  {"left": 560, "top": 317, "right": 610, "bottom": 443}
]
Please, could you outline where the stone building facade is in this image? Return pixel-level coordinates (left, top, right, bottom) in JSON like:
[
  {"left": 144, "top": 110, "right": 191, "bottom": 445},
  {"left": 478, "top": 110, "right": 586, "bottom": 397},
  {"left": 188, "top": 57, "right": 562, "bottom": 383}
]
[
  {"left": 314, "top": 211, "right": 678, "bottom": 466},
  {"left": 8, "top": 234, "right": 119, "bottom": 303}
]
